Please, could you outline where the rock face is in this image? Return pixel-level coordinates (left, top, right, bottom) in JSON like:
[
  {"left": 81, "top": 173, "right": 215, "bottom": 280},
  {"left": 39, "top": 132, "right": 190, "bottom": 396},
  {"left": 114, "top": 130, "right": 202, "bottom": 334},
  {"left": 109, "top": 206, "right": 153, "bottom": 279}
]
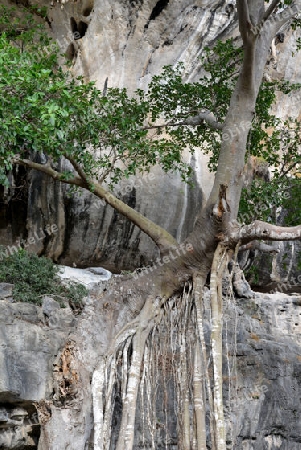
[
  {"left": 223, "top": 292, "right": 301, "bottom": 449},
  {"left": 1, "top": 270, "right": 301, "bottom": 449},
  {"left": 1, "top": 3, "right": 301, "bottom": 445},
  {"left": 0, "top": 295, "right": 75, "bottom": 449}
]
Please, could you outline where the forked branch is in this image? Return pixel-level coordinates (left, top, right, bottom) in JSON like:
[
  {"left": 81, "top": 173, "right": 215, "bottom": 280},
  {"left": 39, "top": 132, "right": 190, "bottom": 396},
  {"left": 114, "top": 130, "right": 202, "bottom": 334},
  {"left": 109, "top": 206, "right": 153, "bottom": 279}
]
[
  {"left": 65, "top": 156, "right": 90, "bottom": 186},
  {"left": 144, "top": 109, "right": 223, "bottom": 132},
  {"left": 229, "top": 220, "right": 301, "bottom": 245},
  {"left": 16, "top": 158, "right": 178, "bottom": 253}
]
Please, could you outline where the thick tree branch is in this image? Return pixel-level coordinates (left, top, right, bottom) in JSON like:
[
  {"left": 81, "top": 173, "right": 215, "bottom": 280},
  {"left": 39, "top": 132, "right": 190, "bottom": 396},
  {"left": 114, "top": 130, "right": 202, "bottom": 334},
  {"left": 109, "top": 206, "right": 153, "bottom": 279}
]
[
  {"left": 239, "top": 240, "right": 280, "bottom": 253},
  {"left": 16, "top": 158, "right": 178, "bottom": 253},
  {"left": 262, "top": 0, "right": 280, "bottom": 22},
  {"left": 229, "top": 220, "right": 301, "bottom": 245},
  {"left": 143, "top": 110, "right": 223, "bottom": 132},
  {"left": 16, "top": 158, "right": 85, "bottom": 187}
]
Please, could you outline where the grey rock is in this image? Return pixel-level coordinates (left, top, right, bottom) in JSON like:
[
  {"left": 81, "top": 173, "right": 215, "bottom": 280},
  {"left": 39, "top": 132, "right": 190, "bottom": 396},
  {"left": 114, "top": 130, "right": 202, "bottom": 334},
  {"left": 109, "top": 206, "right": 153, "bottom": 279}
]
[
  {"left": 87, "top": 267, "right": 112, "bottom": 280},
  {"left": 292, "top": 297, "right": 301, "bottom": 306},
  {"left": 0, "top": 405, "right": 39, "bottom": 449},
  {"left": 0, "top": 278, "right": 301, "bottom": 449},
  {"left": 0, "top": 298, "right": 75, "bottom": 404},
  {"left": 57, "top": 264, "right": 112, "bottom": 289},
  {"left": 42, "top": 296, "right": 61, "bottom": 317},
  {"left": 0, "top": 407, "right": 8, "bottom": 422},
  {"left": 0, "top": 283, "right": 13, "bottom": 299},
  {"left": 48, "top": 308, "right": 75, "bottom": 329}
]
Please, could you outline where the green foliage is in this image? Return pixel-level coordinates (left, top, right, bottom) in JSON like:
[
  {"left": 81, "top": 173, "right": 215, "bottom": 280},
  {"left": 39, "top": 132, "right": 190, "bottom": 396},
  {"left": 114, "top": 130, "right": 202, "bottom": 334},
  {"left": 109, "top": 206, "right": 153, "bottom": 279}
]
[
  {"left": 239, "top": 114, "right": 301, "bottom": 226},
  {"left": 146, "top": 40, "right": 241, "bottom": 170},
  {"left": 0, "top": 248, "right": 88, "bottom": 308},
  {"left": 0, "top": 8, "right": 191, "bottom": 186},
  {"left": 0, "top": 6, "right": 300, "bottom": 226},
  {"left": 147, "top": 39, "right": 301, "bottom": 178}
]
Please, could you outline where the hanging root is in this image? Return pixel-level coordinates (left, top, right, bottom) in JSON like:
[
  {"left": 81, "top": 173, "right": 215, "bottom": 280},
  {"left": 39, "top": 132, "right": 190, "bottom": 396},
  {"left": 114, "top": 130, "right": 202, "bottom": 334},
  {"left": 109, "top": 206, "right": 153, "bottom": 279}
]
[
  {"left": 92, "top": 295, "right": 162, "bottom": 450},
  {"left": 193, "top": 274, "right": 214, "bottom": 450},
  {"left": 92, "top": 256, "right": 232, "bottom": 450},
  {"left": 210, "top": 243, "right": 228, "bottom": 450},
  {"left": 193, "top": 343, "right": 207, "bottom": 450}
]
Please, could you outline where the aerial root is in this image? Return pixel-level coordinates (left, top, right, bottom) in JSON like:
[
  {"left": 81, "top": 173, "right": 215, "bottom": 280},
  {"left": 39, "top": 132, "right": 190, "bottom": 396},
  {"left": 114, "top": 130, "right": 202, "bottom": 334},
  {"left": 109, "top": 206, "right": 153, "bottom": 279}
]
[{"left": 92, "top": 262, "right": 231, "bottom": 450}]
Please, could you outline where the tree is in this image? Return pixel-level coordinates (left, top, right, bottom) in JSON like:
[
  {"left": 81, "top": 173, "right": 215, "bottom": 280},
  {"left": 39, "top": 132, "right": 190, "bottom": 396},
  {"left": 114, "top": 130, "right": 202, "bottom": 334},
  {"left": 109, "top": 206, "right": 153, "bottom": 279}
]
[{"left": 1, "top": 2, "right": 301, "bottom": 449}]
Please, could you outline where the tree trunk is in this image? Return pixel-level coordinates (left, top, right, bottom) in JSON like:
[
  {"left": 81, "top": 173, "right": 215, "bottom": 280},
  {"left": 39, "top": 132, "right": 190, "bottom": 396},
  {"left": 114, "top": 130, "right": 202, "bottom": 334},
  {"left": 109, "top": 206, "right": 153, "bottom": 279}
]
[{"left": 36, "top": 2, "right": 301, "bottom": 448}]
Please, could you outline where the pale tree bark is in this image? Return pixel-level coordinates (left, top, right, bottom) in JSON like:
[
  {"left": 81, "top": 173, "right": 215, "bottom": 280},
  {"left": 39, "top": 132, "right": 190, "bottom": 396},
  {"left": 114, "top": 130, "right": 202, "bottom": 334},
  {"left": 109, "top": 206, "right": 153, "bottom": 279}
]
[
  {"left": 230, "top": 220, "right": 301, "bottom": 244},
  {"left": 115, "top": 296, "right": 160, "bottom": 450},
  {"left": 193, "top": 344, "right": 207, "bottom": 450},
  {"left": 210, "top": 244, "right": 228, "bottom": 450},
  {"left": 18, "top": 2, "right": 301, "bottom": 449},
  {"left": 193, "top": 275, "right": 214, "bottom": 450}
]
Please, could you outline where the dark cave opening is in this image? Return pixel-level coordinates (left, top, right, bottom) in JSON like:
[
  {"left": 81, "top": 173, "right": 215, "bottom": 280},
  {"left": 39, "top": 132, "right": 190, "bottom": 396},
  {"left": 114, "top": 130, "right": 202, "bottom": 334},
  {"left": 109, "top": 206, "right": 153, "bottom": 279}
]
[
  {"left": 70, "top": 17, "right": 77, "bottom": 34},
  {"left": 149, "top": 0, "right": 169, "bottom": 21},
  {"left": 0, "top": 402, "right": 40, "bottom": 449},
  {"left": 82, "top": 2, "right": 94, "bottom": 16},
  {"left": 65, "top": 42, "right": 76, "bottom": 62},
  {"left": 78, "top": 21, "right": 88, "bottom": 37},
  {"left": 70, "top": 17, "right": 88, "bottom": 40},
  {"left": 144, "top": 0, "right": 169, "bottom": 29}
]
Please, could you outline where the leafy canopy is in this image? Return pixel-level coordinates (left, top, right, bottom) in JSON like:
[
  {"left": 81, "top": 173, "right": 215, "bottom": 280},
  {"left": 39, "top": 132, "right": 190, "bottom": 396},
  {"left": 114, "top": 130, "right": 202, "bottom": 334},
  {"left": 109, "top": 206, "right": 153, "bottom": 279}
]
[
  {"left": 0, "top": 6, "right": 300, "bottom": 225},
  {"left": 0, "top": 7, "right": 190, "bottom": 187}
]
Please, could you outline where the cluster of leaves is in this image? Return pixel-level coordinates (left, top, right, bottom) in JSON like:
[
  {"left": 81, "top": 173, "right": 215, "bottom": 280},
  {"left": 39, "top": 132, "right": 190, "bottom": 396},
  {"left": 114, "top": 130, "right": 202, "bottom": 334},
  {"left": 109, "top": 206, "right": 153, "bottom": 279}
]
[
  {"left": 146, "top": 40, "right": 241, "bottom": 170},
  {"left": 147, "top": 39, "right": 301, "bottom": 169},
  {"left": 0, "top": 248, "right": 87, "bottom": 308},
  {"left": 1, "top": 5, "right": 300, "bottom": 226},
  {"left": 0, "top": 7, "right": 191, "bottom": 187},
  {"left": 240, "top": 113, "right": 301, "bottom": 226},
  {"left": 147, "top": 37, "right": 301, "bottom": 226}
]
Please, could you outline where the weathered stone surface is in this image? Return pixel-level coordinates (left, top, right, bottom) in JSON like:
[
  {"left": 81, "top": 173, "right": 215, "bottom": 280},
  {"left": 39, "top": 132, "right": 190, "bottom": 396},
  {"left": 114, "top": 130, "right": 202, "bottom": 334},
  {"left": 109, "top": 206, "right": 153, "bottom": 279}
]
[
  {"left": 222, "top": 293, "right": 301, "bottom": 449},
  {"left": 0, "top": 2, "right": 301, "bottom": 445},
  {"left": 0, "top": 406, "right": 40, "bottom": 449},
  {"left": 41, "top": 297, "right": 60, "bottom": 317},
  {"left": 0, "top": 283, "right": 13, "bottom": 300},
  {"left": 58, "top": 264, "right": 112, "bottom": 286},
  {"left": 0, "top": 297, "right": 75, "bottom": 449},
  {"left": 37, "top": 289, "right": 301, "bottom": 449},
  {"left": 0, "top": 267, "right": 113, "bottom": 449},
  {"left": 1, "top": 261, "right": 301, "bottom": 449}
]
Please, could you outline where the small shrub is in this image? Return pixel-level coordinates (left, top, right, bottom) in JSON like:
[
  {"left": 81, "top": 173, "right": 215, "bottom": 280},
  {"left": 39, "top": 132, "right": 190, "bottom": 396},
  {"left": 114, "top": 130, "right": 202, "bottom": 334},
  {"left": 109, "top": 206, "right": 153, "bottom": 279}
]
[{"left": 0, "top": 248, "right": 88, "bottom": 308}]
